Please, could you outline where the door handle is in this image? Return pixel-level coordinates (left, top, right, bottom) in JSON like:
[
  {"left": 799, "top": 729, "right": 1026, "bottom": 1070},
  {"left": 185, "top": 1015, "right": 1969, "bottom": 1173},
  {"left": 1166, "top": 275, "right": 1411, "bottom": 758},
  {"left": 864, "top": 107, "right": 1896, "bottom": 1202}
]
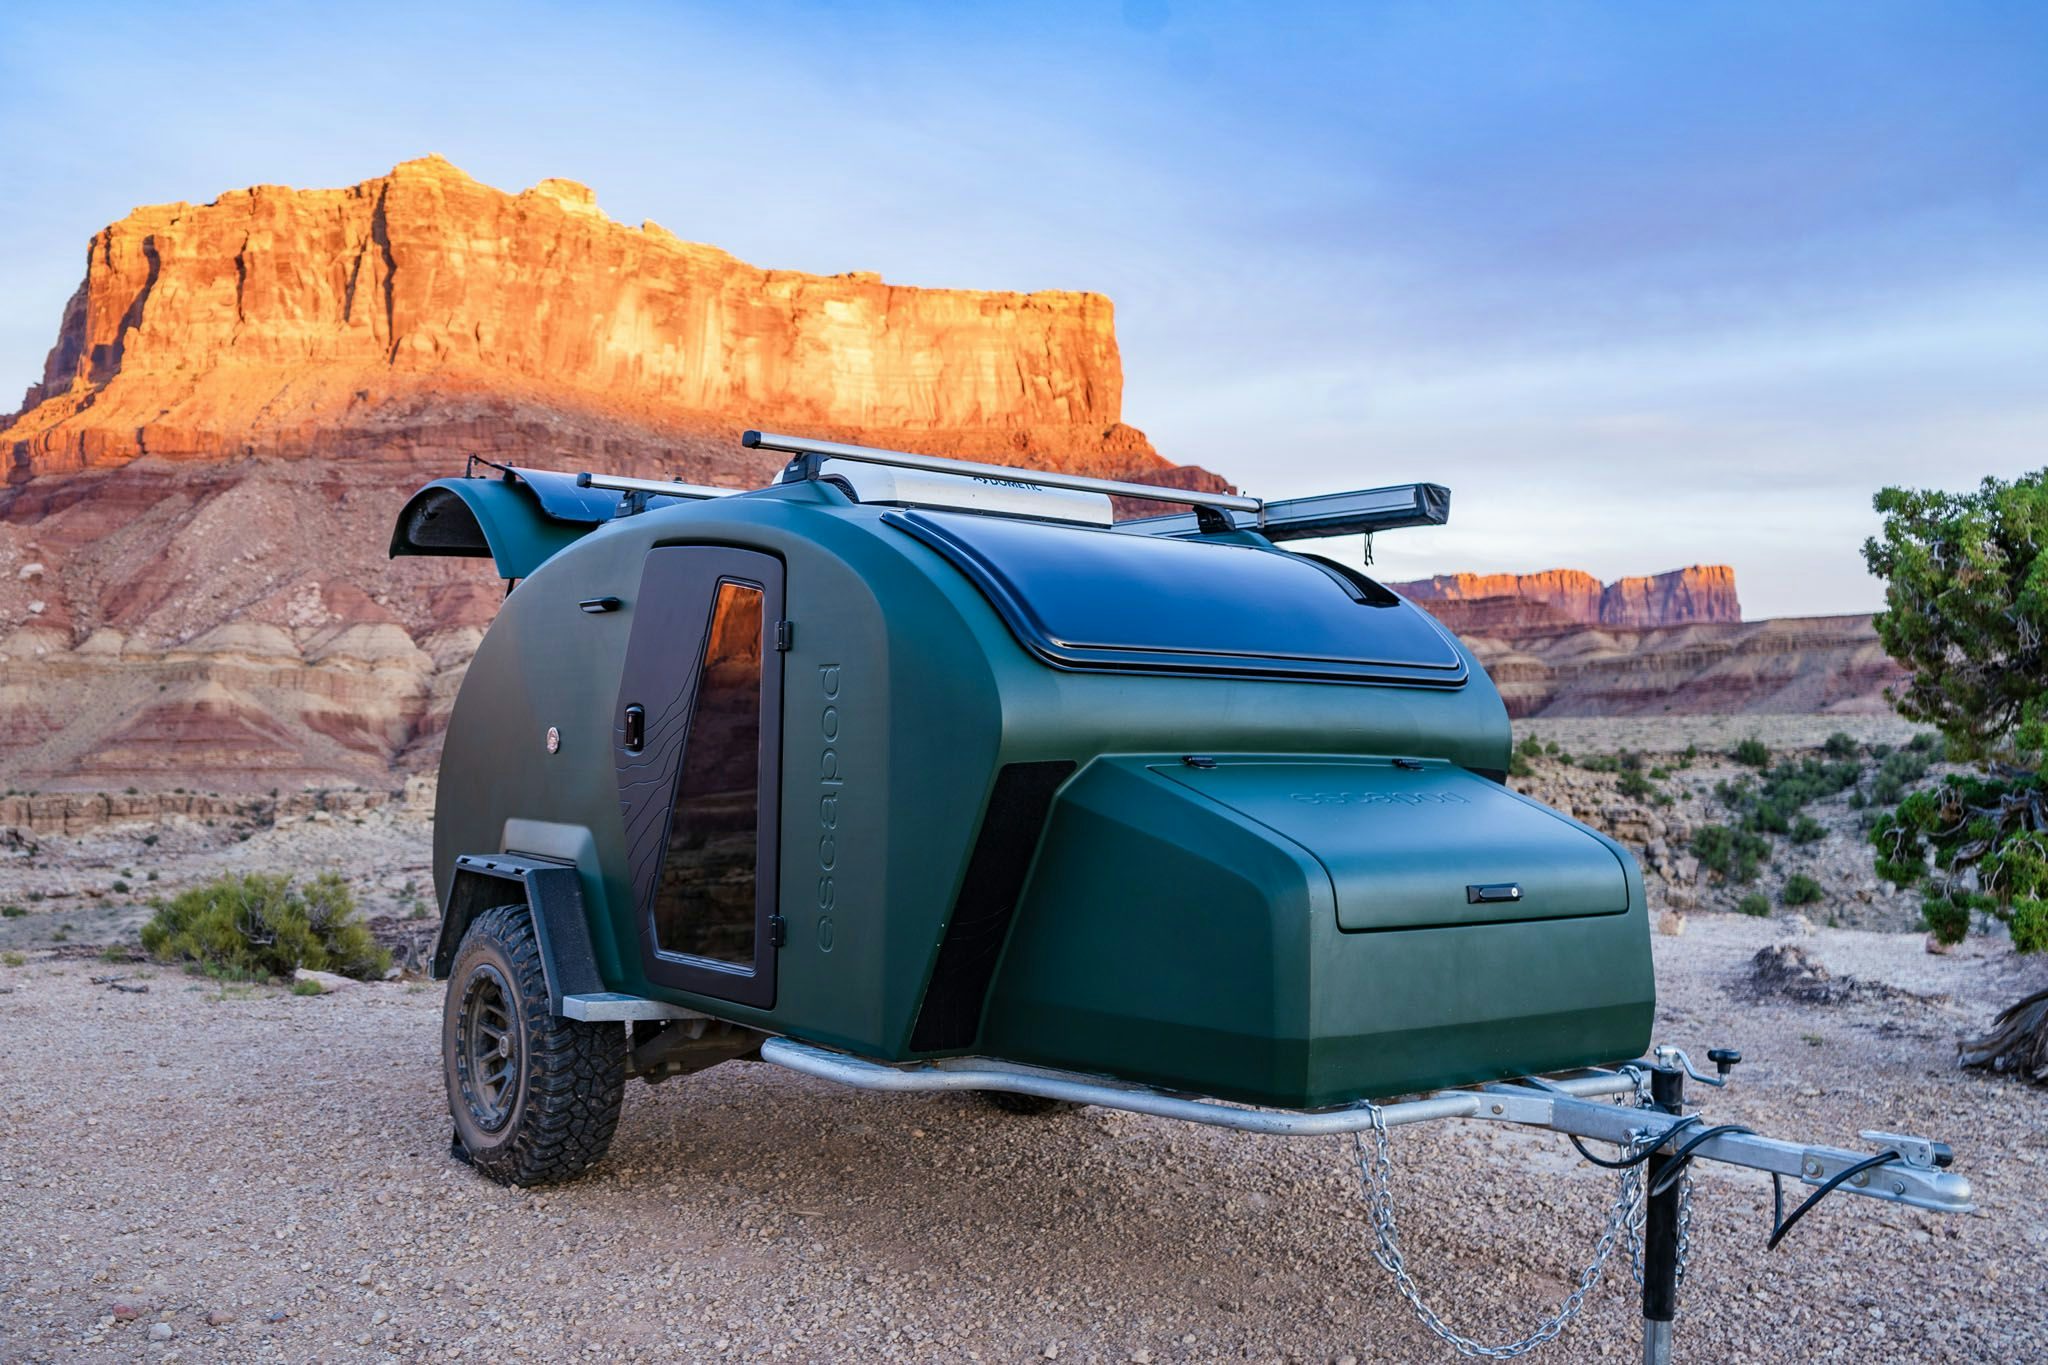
[{"left": 623, "top": 704, "right": 645, "bottom": 752}]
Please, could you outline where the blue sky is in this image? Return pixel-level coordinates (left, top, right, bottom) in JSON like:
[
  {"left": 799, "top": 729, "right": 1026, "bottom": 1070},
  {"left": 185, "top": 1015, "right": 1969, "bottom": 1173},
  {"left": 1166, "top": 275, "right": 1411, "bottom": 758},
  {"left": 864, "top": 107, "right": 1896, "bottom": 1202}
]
[{"left": 2, "top": 1, "right": 2043, "bottom": 617}]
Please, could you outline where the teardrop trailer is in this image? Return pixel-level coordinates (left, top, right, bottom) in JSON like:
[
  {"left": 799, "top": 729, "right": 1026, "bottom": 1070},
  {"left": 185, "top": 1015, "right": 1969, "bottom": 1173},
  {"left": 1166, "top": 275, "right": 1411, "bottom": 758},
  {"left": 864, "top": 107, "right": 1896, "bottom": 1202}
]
[{"left": 391, "top": 431, "right": 1977, "bottom": 1361}]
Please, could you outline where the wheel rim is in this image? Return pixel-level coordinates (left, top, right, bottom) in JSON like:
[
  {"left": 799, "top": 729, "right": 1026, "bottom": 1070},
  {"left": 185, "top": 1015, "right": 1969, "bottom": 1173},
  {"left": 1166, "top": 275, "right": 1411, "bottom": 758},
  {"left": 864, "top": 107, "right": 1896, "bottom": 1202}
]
[{"left": 456, "top": 964, "right": 519, "bottom": 1133}]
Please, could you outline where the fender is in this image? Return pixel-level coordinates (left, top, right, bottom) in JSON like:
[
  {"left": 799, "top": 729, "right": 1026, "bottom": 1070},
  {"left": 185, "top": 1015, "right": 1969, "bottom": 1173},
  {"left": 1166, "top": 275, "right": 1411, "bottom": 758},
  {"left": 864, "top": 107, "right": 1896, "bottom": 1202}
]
[
  {"left": 433, "top": 853, "right": 603, "bottom": 1014},
  {"left": 389, "top": 466, "right": 618, "bottom": 581}
]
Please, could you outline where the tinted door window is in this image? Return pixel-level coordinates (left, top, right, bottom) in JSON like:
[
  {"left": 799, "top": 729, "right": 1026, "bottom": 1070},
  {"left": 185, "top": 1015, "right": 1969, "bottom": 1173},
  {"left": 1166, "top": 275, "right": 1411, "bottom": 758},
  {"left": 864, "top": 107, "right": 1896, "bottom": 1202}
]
[
  {"left": 653, "top": 581, "right": 764, "bottom": 964},
  {"left": 613, "top": 545, "right": 782, "bottom": 1008}
]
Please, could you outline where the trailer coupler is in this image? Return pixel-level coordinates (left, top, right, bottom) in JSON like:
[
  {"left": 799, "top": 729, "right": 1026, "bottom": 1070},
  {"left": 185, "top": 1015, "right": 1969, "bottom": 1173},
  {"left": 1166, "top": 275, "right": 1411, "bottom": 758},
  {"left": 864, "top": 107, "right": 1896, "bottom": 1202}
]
[{"left": 761, "top": 1037, "right": 1974, "bottom": 1361}]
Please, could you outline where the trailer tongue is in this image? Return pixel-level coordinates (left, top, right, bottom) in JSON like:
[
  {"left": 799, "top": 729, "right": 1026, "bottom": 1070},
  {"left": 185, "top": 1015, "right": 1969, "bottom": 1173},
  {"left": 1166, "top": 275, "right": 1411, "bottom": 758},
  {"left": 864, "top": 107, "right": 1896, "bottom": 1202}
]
[{"left": 762, "top": 1036, "right": 1970, "bottom": 1363}]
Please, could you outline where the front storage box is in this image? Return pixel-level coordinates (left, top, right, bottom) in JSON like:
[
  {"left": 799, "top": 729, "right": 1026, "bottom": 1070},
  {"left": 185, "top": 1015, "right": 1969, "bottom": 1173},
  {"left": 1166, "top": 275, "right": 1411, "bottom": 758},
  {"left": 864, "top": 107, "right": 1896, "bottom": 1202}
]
[{"left": 978, "top": 757, "right": 1655, "bottom": 1107}]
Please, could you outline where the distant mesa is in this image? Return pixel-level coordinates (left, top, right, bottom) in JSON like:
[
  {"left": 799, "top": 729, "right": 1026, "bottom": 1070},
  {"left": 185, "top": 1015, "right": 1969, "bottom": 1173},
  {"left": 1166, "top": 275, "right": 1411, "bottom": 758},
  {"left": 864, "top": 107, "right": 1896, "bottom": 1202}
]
[
  {"left": 1387, "top": 565, "right": 1900, "bottom": 720},
  {"left": 1388, "top": 565, "right": 1741, "bottom": 631}
]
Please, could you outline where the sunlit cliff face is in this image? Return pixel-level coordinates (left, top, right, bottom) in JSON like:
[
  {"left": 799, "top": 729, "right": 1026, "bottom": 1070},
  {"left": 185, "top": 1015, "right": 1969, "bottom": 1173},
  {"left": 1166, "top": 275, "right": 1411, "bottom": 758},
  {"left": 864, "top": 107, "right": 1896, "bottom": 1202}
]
[
  {"left": 3, "top": 155, "right": 1223, "bottom": 493},
  {"left": 1390, "top": 566, "right": 1742, "bottom": 629}
]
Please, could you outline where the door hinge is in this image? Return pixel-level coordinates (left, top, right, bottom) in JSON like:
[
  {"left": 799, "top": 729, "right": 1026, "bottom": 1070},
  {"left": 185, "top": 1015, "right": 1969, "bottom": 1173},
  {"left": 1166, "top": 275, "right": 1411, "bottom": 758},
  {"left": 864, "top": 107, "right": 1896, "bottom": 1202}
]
[
  {"left": 774, "top": 619, "right": 794, "bottom": 652},
  {"left": 767, "top": 914, "right": 788, "bottom": 948}
]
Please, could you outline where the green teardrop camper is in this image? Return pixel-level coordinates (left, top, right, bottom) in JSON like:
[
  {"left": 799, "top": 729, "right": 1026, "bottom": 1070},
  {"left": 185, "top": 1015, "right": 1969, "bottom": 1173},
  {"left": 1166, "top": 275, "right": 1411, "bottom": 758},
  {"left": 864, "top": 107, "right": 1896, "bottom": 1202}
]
[
  {"left": 392, "top": 431, "right": 1654, "bottom": 1180},
  {"left": 389, "top": 433, "right": 1978, "bottom": 1365}
]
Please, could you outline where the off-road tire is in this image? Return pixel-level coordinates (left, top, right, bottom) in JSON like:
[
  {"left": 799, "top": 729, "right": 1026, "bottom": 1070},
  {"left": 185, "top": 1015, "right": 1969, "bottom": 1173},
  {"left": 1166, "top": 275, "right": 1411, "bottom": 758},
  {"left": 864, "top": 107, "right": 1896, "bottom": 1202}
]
[
  {"left": 443, "top": 903, "right": 626, "bottom": 1185},
  {"left": 975, "top": 1090, "right": 1080, "bottom": 1116}
]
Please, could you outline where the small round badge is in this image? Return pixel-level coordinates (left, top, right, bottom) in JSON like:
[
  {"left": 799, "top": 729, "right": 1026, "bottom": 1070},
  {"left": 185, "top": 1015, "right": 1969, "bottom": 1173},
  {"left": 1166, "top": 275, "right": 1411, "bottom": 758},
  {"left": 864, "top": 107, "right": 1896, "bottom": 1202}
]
[{"left": 545, "top": 726, "right": 561, "bottom": 754}]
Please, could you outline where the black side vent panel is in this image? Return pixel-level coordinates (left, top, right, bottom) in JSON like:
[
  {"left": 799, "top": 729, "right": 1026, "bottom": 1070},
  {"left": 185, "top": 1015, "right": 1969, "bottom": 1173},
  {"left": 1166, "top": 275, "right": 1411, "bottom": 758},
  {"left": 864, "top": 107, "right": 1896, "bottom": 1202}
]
[{"left": 909, "top": 760, "right": 1076, "bottom": 1053}]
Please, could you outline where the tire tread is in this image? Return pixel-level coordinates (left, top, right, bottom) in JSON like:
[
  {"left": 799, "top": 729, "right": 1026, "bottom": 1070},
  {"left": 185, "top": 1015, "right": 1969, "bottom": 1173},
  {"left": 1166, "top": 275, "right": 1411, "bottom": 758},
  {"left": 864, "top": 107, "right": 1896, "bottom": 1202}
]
[{"left": 450, "top": 903, "right": 626, "bottom": 1186}]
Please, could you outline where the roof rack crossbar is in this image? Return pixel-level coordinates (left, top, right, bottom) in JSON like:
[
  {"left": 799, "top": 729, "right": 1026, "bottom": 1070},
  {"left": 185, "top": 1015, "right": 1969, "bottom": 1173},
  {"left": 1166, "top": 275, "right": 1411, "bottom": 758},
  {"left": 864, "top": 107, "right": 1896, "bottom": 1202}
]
[
  {"left": 574, "top": 472, "right": 736, "bottom": 500},
  {"left": 742, "top": 429, "right": 1262, "bottom": 518}
]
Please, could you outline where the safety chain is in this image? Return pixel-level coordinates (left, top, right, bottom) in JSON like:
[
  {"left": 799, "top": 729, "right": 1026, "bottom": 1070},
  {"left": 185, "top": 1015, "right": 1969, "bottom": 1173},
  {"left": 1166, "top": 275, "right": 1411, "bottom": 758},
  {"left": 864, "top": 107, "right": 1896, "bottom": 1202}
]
[{"left": 1352, "top": 1105, "right": 1649, "bottom": 1359}]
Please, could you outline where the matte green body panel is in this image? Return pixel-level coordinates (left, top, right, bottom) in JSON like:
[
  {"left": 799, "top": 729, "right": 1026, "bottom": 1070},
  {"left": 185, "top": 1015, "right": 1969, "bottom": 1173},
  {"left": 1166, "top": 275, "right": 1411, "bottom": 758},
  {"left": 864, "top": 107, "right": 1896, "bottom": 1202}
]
[
  {"left": 1152, "top": 759, "right": 1631, "bottom": 932},
  {"left": 978, "top": 758, "right": 1653, "bottom": 1106},
  {"left": 424, "top": 476, "right": 1656, "bottom": 1107}
]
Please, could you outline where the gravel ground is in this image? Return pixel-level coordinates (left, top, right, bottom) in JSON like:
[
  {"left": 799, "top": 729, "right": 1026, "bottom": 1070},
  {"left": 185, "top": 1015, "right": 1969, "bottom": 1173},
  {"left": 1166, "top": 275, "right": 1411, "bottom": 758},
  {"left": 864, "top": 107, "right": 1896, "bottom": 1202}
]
[
  {"left": 2, "top": 913, "right": 2043, "bottom": 1364},
  {"left": 0, "top": 801, "right": 435, "bottom": 955}
]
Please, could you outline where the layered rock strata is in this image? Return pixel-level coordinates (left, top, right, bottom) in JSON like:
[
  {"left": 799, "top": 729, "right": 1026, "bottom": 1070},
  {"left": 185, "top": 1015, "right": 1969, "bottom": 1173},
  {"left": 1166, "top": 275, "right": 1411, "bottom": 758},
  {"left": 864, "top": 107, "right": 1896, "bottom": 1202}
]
[{"left": 0, "top": 159, "right": 1226, "bottom": 791}]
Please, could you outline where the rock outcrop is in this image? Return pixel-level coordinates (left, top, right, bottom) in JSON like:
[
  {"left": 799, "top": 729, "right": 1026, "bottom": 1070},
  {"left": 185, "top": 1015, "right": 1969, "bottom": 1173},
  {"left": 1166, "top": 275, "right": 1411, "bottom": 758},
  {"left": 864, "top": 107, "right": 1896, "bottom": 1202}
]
[
  {"left": 1455, "top": 613, "right": 1905, "bottom": 719},
  {"left": 1391, "top": 565, "right": 1740, "bottom": 629},
  {"left": 1388, "top": 563, "right": 1901, "bottom": 717},
  {"left": 0, "top": 159, "right": 1230, "bottom": 792},
  {"left": 5, "top": 156, "right": 1202, "bottom": 488}
]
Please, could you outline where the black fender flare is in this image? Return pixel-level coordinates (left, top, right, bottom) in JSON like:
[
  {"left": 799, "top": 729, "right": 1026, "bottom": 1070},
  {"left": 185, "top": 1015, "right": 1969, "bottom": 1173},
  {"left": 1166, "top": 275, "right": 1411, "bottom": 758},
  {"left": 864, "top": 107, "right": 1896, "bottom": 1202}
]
[{"left": 433, "top": 854, "right": 603, "bottom": 1015}]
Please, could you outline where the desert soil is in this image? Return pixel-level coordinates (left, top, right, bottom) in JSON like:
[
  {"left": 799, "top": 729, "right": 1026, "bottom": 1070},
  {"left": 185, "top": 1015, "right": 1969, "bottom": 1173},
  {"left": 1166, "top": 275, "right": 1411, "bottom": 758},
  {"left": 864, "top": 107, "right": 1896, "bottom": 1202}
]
[{"left": 2, "top": 714, "right": 2045, "bottom": 1363}]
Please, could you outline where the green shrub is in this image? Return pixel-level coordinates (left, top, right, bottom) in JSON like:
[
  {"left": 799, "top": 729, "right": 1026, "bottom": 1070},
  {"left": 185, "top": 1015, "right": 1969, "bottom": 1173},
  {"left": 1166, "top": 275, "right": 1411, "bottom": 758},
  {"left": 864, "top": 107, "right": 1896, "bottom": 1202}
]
[
  {"left": 1617, "top": 769, "right": 1656, "bottom": 800},
  {"left": 1516, "top": 734, "right": 1545, "bottom": 759},
  {"left": 2012, "top": 899, "right": 2048, "bottom": 954},
  {"left": 1737, "top": 892, "right": 1771, "bottom": 917},
  {"left": 1, "top": 951, "right": 24, "bottom": 967},
  {"left": 0, "top": 904, "right": 22, "bottom": 918},
  {"left": 1648, "top": 766, "right": 1671, "bottom": 780},
  {"left": 1508, "top": 751, "right": 1534, "bottom": 777},
  {"left": 1749, "top": 801, "right": 1792, "bottom": 835},
  {"left": 1823, "top": 731, "right": 1860, "bottom": 760},
  {"left": 1684, "top": 743, "right": 1700, "bottom": 760},
  {"left": 111, "top": 879, "right": 130, "bottom": 894},
  {"left": 1718, "top": 757, "right": 1862, "bottom": 836},
  {"left": 1921, "top": 896, "right": 1971, "bottom": 946},
  {"left": 290, "top": 978, "right": 326, "bottom": 997},
  {"left": 1733, "top": 737, "right": 1771, "bottom": 768},
  {"left": 1789, "top": 815, "right": 1827, "bottom": 845},
  {"left": 1782, "top": 873, "right": 1824, "bottom": 906},
  {"left": 1870, "top": 748, "right": 1933, "bottom": 806},
  {"left": 1545, "top": 741, "right": 1560, "bottom": 756},
  {"left": 139, "top": 873, "right": 388, "bottom": 982},
  {"left": 1693, "top": 824, "right": 1771, "bottom": 882}
]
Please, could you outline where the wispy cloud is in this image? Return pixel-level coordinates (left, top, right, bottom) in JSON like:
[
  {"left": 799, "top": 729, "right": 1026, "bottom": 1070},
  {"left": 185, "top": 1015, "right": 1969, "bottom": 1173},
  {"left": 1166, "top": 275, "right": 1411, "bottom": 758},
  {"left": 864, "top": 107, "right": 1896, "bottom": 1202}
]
[{"left": 1, "top": 0, "right": 2042, "bottom": 617}]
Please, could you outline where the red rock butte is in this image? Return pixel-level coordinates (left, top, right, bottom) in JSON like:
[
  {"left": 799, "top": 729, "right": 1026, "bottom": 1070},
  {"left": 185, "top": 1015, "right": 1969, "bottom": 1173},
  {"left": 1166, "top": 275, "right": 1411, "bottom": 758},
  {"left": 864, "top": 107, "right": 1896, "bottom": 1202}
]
[
  {"left": 3, "top": 154, "right": 1218, "bottom": 490},
  {"left": 1389, "top": 566, "right": 1741, "bottom": 630}
]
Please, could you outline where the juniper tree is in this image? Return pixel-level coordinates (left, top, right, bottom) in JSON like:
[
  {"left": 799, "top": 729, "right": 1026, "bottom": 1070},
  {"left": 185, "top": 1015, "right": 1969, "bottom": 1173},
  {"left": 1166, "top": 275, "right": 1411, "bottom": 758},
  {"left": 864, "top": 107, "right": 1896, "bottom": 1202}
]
[{"left": 1863, "top": 471, "right": 2048, "bottom": 1081}]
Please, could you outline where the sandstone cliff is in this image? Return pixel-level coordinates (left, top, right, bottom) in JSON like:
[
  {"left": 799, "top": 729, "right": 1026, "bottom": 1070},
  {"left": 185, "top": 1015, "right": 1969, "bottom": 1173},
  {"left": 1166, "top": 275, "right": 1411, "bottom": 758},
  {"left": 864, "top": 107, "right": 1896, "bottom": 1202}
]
[
  {"left": 0, "top": 159, "right": 1228, "bottom": 792},
  {"left": 1390, "top": 565, "right": 1741, "bottom": 629},
  {"left": 1463, "top": 615, "right": 1908, "bottom": 720},
  {"left": 1389, "top": 564, "right": 1900, "bottom": 719},
  {"left": 4, "top": 156, "right": 1207, "bottom": 488}
]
